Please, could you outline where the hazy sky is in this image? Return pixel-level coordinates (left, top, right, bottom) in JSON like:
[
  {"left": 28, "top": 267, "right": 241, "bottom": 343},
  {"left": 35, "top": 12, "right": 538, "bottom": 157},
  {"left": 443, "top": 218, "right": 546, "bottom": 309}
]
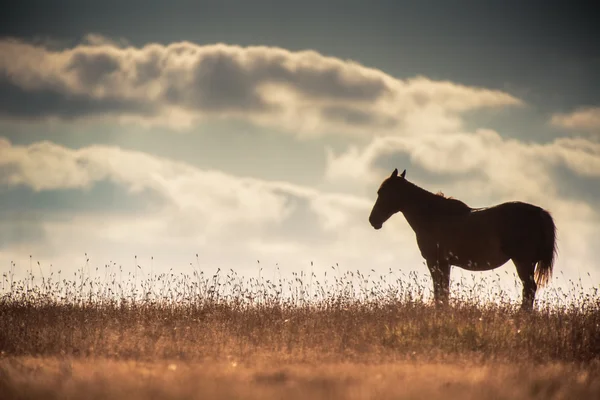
[{"left": 1, "top": 1, "right": 599, "bottom": 298}]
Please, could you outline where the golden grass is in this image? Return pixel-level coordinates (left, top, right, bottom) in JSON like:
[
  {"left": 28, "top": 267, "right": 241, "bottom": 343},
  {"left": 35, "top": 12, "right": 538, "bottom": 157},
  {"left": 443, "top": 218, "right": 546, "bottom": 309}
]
[
  {"left": 0, "top": 266, "right": 599, "bottom": 399},
  {"left": 1, "top": 357, "right": 599, "bottom": 400}
]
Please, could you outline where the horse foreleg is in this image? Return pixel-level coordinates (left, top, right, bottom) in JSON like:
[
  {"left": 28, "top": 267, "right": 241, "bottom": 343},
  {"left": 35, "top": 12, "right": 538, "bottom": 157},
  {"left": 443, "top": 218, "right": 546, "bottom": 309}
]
[
  {"left": 515, "top": 260, "right": 537, "bottom": 311},
  {"left": 427, "top": 260, "right": 450, "bottom": 306}
]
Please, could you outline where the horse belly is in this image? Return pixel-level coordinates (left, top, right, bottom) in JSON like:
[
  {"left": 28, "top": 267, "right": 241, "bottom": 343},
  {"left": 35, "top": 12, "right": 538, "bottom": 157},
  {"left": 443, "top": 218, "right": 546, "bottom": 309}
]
[{"left": 446, "top": 237, "right": 510, "bottom": 272}]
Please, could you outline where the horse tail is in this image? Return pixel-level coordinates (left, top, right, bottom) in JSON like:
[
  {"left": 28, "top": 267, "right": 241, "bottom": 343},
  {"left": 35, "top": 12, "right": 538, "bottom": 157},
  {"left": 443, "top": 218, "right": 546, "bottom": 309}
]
[{"left": 535, "top": 209, "right": 557, "bottom": 288}]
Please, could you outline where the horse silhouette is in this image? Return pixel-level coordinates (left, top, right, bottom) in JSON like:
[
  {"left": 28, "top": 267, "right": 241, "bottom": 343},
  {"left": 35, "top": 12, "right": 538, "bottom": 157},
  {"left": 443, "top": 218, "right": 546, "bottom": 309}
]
[{"left": 369, "top": 168, "right": 557, "bottom": 310}]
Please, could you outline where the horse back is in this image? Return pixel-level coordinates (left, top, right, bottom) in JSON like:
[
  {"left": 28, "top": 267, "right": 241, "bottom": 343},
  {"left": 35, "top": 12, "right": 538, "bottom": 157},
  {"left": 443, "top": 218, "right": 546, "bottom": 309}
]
[{"left": 415, "top": 201, "right": 551, "bottom": 267}]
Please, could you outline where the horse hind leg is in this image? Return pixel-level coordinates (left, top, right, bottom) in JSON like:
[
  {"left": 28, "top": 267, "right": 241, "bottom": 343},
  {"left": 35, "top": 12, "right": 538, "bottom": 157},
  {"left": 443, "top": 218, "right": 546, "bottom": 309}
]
[{"left": 514, "top": 260, "right": 537, "bottom": 311}]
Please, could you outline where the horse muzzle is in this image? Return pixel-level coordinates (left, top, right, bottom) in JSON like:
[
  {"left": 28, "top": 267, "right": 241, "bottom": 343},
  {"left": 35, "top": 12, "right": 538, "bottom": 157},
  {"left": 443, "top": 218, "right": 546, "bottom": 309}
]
[{"left": 369, "top": 216, "right": 383, "bottom": 230}]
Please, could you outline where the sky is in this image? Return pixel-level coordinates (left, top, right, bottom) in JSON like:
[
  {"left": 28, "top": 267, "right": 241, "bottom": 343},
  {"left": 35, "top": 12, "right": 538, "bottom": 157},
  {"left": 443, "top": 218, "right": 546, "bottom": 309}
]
[{"left": 1, "top": 1, "right": 599, "bottom": 299}]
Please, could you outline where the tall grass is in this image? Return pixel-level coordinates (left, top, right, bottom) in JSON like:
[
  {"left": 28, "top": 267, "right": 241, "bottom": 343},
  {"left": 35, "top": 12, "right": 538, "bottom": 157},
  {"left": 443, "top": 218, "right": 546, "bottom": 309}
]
[{"left": 1, "top": 259, "right": 599, "bottom": 364}]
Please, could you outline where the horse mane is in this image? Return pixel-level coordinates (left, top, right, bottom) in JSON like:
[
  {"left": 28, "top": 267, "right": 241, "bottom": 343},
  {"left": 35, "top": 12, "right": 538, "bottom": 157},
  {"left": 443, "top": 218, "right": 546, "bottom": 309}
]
[{"left": 406, "top": 181, "right": 471, "bottom": 215}]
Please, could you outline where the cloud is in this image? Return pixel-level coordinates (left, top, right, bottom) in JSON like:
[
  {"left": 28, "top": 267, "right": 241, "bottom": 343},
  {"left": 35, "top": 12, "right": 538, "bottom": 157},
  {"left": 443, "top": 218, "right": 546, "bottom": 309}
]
[
  {"left": 0, "top": 79, "right": 156, "bottom": 120},
  {"left": 0, "top": 37, "right": 522, "bottom": 134},
  {"left": 1, "top": 137, "right": 597, "bottom": 297},
  {"left": 551, "top": 137, "right": 600, "bottom": 178},
  {"left": 0, "top": 138, "right": 421, "bottom": 283},
  {"left": 326, "top": 130, "right": 600, "bottom": 199},
  {"left": 81, "top": 33, "right": 130, "bottom": 48},
  {"left": 551, "top": 107, "right": 600, "bottom": 134},
  {"left": 0, "top": 138, "right": 376, "bottom": 241},
  {"left": 326, "top": 130, "right": 504, "bottom": 189},
  {"left": 0, "top": 138, "right": 284, "bottom": 230}
]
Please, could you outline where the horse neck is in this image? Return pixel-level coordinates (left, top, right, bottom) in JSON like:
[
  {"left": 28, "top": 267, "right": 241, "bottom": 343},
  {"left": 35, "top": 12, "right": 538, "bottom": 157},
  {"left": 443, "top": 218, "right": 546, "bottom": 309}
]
[
  {"left": 399, "top": 182, "right": 455, "bottom": 232},
  {"left": 403, "top": 181, "right": 440, "bottom": 210}
]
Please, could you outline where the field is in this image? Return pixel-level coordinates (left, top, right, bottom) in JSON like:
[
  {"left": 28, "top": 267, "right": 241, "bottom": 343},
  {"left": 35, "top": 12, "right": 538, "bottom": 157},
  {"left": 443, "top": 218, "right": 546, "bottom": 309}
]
[{"left": 1, "top": 265, "right": 599, "bottom": 399}]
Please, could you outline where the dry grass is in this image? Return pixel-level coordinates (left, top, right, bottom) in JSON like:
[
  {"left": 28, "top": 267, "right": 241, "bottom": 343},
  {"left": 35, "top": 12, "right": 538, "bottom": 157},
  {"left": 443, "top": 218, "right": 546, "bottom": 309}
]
[
  {"left": 2, "top": 357, "right": 599, "bottom": 400},
  {"left": 1, "top": 263, "right": 599, "bottom": 399}
]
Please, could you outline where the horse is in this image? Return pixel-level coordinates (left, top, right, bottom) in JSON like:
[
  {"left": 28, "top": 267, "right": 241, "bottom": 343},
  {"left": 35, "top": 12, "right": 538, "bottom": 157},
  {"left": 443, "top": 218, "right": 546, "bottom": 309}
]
[{"left": 368, "top": 168, "right": 557, "bottom": 310}]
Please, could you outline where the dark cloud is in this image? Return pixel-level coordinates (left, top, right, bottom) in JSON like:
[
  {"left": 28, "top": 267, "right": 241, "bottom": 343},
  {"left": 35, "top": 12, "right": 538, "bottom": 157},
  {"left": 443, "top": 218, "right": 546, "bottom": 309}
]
[
  {"left": 181, "top": 51, "right": 271, "bottom": 112},
  {"left": 321, "top": 105, "right": 395, "bottom": 128},
  {"left": 66, "top": 51, "right": 121, "bottom": 87},
  {"left": 284, "top": 61, "right": 389, "bottom": 102},
  {"left": 0, "top": 40, "right": 518, "bottom": 131},
  {"left": 133, "top": 47, "right": 163, "bottom": 85},
  {"left": 164, "top": 48, "right": 388, "bottom": 113},
  {"left": 0, "top": 41, "right": 390, "bottom": 124},
  {"left": 0, "top": 180, "right": 164, "bottom": 215},
  {"left": 0, "top": 79, "right": 156, "bottom": 119}
]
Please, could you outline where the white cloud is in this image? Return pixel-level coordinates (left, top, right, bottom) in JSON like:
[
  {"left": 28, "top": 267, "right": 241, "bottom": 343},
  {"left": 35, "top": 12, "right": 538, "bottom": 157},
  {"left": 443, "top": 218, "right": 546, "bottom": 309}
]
[
  {"left": 551, "top": 107, "right": 600, "bottom": 134},
  {"left": 0, "top": 38, "right": 522, "bottom": 135},
  {"left": 0, "top": 138, "right": 429, "bottom": 287},
  {"left": 327, "top": 130, "right": 509, "bottom": 191},
  {"left": 0, "top": 138, "right": 284, "bottom": 231},
  {"left": 0, "top": 138, "right": 379, "bottom": 242},
  {"left": 549, "top": 137, "right": 600, "bottom": 178},
  {"left": 326, "top": 129, "right": 600, "bottom": 199}
]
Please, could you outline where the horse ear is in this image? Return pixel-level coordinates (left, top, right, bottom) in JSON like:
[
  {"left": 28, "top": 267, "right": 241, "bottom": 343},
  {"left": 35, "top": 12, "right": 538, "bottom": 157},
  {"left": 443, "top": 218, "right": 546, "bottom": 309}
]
[
  {"left": 400, "top": 169, "right": 406, "bottom": 179},
  {"left": 391, "top": 168, "right": 398, "bottom": 178}
]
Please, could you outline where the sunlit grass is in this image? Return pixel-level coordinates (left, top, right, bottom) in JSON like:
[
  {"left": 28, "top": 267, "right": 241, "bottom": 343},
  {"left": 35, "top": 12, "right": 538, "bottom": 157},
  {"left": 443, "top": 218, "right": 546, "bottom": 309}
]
[
  {"left": 1, "top": 256, "right": 599, "bottom": 399},
  {"left": 1, "top": 257, "right": 598, "bottom": 364}
]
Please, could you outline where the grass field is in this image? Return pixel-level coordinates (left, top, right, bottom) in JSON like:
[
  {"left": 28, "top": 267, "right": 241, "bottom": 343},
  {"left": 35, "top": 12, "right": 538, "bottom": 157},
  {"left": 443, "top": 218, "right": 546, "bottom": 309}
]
[{"left": 1, "top": 265, "right": 599, "bottom": 399}]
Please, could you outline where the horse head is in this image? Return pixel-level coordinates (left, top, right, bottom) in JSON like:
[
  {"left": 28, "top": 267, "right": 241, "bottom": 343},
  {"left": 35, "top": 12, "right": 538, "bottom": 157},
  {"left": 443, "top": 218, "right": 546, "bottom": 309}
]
[{"left": 369, "top": 168, "right": 407, "bottom": 230}]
